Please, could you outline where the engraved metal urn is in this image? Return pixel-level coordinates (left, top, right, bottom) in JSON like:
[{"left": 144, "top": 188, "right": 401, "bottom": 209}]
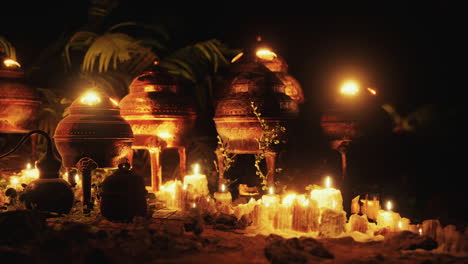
[{"left": 119, "top": 65, "right": 196, "bottom": 191}]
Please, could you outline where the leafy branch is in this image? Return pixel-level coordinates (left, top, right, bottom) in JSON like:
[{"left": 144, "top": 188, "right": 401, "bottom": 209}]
[
  {"left": 214, "top": 135, "right": 236, "bottom": 175},
  {"left": 250, "top": 101, "right": 286, "bottom": 191}
]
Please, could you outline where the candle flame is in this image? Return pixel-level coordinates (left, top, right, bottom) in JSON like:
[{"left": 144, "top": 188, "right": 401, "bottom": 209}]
[
  {"left": 80, "top": 91, "right": 101, "bottom": 106},
  {"left": 206, "top": 197, "right": 210, "bottom": 202},
  {"left": 302, "top": 199, "right": 310, "bottom": 207},
  {"left": 418, "top": 227, "right": 423, "bottom": 236},
  {"left": 75, "top": 174, "right": 80, "bottom": 184},
  {"left": 193, "top": 164, "right": 200, "bottom": 175},
  {"left": 340, "top": 80, "right": 360, "bottom": 96},
  {"left": 367, "top": 87, "right": 377, "bottom": 95},
  {"left": 192, "top": 202, "right": 197, "bottom": 208},
  {"left": 3, "top": 59, "right": 21, "bottom": 68},
  {"left": 256, "top": 49, "right": 277, "bottom": 60},
  {"left": 182, "top": 184, "right": 187, "bottom": 190},
  {"left": 325, "top": 176, "right": 332, "bottom": 189},
  {"left": 26, "top": 163, "right": 31, "bottom": 170},
  {"left": 221, "top": 184, "right": 226, "bottom": 192},
  {"left": 398, "top": 220, "right": 402, "bottom": 230},
  {"left": 268, "top": 186, "right": 274, "bottom": 195},
  {"left": 386, "top": 201, "right": 393, "bottom": 211}
]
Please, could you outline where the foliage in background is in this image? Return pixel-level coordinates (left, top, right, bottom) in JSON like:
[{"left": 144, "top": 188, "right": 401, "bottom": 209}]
[
  {"left": 250, "top": 101, "right": 286, "bottom": 192},
  {"left": 0, "top": 36, "right": 16, "bottom": 60}
]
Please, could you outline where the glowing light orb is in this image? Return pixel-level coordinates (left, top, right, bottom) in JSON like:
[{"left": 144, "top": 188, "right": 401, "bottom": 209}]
[
  {"left": 80, "top": 91, "right": 101, "bottom": 106},
  {"left": 340, "top": 81, "right": 360, "bottom": 96},
  {"left": 256, "top": 49, "right": 277, "bottom": 60}
]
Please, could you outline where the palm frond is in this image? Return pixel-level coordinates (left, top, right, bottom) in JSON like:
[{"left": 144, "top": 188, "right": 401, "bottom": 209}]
[
  {"left": 108, "top": 21, "right": 170, "bottom": 41},
  {"left": 63, "top": 31, "right": 98, "bottom": 69},
  {"left": 159, "top": 39, "right": 231, "bottom": 83},
  {"left": 0, "top": 36, "right": 16, "bottom": 60},
  {"left": 82, "top": 33, "right": 156, "bottom": 73}
]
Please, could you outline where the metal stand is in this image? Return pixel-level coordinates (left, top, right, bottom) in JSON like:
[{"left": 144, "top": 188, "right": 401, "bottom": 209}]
[{"left": 76, "top": 157, "right": 98, "bottom": 213}]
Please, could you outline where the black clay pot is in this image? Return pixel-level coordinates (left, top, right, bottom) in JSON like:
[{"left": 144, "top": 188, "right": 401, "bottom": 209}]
[
  {"left": 100, "top": 162, "right": 147, "bottom": 222},
  {"left": 1, "top": 130, "right": 74, "bottom": 214},
  {"left": 22, "top": 178, "right": 74, "bottom": 214}
]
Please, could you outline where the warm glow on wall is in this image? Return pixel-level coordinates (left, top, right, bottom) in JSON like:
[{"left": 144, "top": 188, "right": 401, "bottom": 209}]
[
  {"left": 340, "top": 80, "right": 360, "bottom": 96},
  {"left": 256, "top": 49, "right": 277, "bottom": 60},
  {"left": 80, "top": 91, "right": 101, "bottom": 106},
  {"left": 3, "top": 59, "right": 21, "bottom": 68}
]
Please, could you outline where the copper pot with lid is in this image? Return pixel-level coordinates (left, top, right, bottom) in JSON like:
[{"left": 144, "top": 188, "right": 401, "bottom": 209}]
[{"left": 119, "top": 65, "right": 196, "bottom": 191}]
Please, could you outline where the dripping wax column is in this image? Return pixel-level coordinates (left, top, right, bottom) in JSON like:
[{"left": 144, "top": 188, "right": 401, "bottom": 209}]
[{"left": 149, "top": 147, "right": 162, "bottom": 192}]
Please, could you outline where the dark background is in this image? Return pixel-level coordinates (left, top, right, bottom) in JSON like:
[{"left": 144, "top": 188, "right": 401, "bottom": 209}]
[{"left": 1, "top": 2, "right": 464, "bottom": 225}]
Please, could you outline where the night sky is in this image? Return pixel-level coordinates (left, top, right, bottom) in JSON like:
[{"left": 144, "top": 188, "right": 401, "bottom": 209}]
[{"left": 1, "top": 2, "right": 464, "bottom": 224}]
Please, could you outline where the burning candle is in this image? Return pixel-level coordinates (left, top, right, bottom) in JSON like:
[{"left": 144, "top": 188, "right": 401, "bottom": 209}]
[
  {"left": 262, "top": 187, "right": 280, "bottom": 207},
  {"left": 376, "top": 201, "right": 401, "bottom": 231},
  {"left": 214, "top": 183, "right": 232, "bottom": 205},
  {"left": 156, "top": 180, "right": 184, "bottom": 209},
  {"left": 183, "top": 164, "right": 209, "bottom": 199},
  {"left": 310, "top": 176, "right": 343, "bottom": 211}
]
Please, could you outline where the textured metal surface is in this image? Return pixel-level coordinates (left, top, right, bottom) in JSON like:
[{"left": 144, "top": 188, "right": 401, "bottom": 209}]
[
  {"left": 119, "top": 66, "right": 196, "bottom": 149},
  {"left": 0, "top": 56, "right": 40, "bottom": 133},
  {"left": 214, "top": 52, "right": 296, "bottom": 153},
  {"left": 54, "top": 93, "right": 134, "bottom": 168}
]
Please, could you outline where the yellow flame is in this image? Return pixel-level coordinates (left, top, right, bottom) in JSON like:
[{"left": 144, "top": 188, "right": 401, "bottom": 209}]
[
  {"left": 418, "top": 227, "right": 423, "bottom": 236},
  {"left": 3, "top": 59, "right": 21, "bottom": 68},
  {"left": 182, "top": 184, "right": 187, "bottom": 190},
  {"left": 302, "top": 199, "right": 310, "bottom": 207},
  {"left": 268, "top": 186, "right": 274, "bottom": 195},
  {"left": 231, "top": 52, "right": 244, "bottom": 63},
  {"left": 398, "top": 220, "right": 402, "bottom": 229},
  {"left": 193, "top": 163, "right": 200, "bottom": 175},
  {"left": 386, "top": 201, "right": 393, "bottom": 211},
  {"left": 206, "top": 197, "right": 211, "bottom": 202},
  {"left": 256, "top": 49, "right": 277, "bottom": 60},
  {"left": 367, "top": 87, "right": 377, "bottom": 95},
  {"left": 80, "top": 91, "right": 101, "bottom": 106},
  {"left": 340, "top": 80, "right": 360, "bottom": 96},
  {"left": 26, "top": 163, "right": 31, "bottom": 170},
  {"left": 221, "top": 184, "right": 226, "bottom": 192},
  {"left": 109, "top": 97, "right": 119, "bottom": 106},
  {"left": 325, "top": 176, "right": 332, "bottom": 189},
  {"left": 75, "top": 174, "right": 80, "bottom": 184},
  {"left": 192, "top": 202, "right": 197, "bottom": 208}
]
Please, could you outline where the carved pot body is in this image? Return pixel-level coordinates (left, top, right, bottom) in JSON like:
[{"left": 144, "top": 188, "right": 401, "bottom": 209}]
[
  {"left": 100, "top": 163, "right": 147, "bottom": 222},
  {"left": 214, "top": 59, "right": 296, "bottom": 154},
  {"left": 0, "top": 59, "right": 40, "bottom": 133},
  {"left": 54, "top": 94, "right": 134, "bottom": 168},
  {"left": 119, "top": 67, "right": 196, "bottom": 149},
  {"left": 22, "top": 178, "right": 74, "bottom": 214}
]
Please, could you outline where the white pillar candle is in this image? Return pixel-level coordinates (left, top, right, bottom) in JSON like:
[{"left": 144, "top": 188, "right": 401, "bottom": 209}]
[
  {"left": 183, "top": 164, "right": 209, "bottom": 200},
  {"left": 348, "top": 214, "right": 369, "bottom": 233},
  {"left": 376, "top": 201, "right": 401, "bottom": 231},
  {"left": 319, "top": 208, "right": 347, "bottom": 237},
  {"left": 310, "top": 176, "right": 343, "bottom": 211}
]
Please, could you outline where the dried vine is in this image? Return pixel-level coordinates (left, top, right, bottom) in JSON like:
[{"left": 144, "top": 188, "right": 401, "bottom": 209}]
[{"left": 251, "top": 101, "right": 286, "bottom": 191}]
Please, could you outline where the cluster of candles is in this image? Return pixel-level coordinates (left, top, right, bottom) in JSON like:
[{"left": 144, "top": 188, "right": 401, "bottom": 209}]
[
  {"left": 7, "top": 163, "right": 39, "bottom": 189},
  {"left": 156, "top": 168, "right": 425, "bottom": 238}
]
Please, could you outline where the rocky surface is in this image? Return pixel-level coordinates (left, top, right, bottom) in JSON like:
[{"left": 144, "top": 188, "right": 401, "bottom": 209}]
[{"left": 0, "top": 210, "right": 466, "bottom": 264}]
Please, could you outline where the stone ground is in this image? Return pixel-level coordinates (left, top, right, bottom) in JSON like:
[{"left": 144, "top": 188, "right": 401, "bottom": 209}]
[{"left": 0, "top": 209, "right": 466, "bottom": 264}]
